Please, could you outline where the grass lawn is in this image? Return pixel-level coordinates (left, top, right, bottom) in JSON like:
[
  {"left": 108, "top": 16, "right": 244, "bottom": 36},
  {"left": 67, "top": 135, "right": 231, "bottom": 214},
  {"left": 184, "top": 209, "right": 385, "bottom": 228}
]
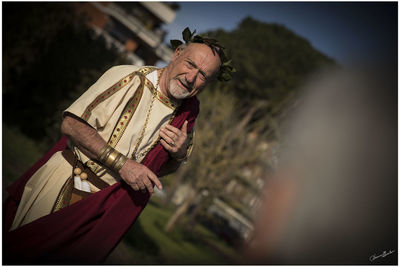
[{"left": 110, "top": 198, "right": 240, "bottom": 264}]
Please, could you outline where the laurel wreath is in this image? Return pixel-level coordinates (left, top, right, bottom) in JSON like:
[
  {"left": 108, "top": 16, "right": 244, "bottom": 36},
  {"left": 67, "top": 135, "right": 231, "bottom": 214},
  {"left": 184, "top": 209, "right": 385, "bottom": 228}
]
[{"left": 170, "top": 27, "right": 236, "bottom": 82}]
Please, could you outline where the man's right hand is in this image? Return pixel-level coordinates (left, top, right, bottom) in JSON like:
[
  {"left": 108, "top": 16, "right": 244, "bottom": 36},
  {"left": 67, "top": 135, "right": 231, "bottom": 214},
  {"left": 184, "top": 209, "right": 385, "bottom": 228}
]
[{"left": 118, "top": 160, "right": 162, "bottom": 195}]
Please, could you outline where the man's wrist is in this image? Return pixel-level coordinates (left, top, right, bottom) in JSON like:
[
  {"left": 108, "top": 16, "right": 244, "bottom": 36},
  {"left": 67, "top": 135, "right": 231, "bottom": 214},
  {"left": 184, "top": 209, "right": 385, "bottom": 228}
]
[
  {"left": 114, "top": 153, "right": 128, "bottom": 171},
  {"left": 98, "top": 144, "right": 128, "bottom": 172}
]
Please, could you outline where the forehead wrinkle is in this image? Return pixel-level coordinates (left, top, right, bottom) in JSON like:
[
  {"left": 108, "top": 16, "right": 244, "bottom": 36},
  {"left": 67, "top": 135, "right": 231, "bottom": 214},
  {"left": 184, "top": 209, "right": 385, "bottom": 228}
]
[{"left": 186, "top": 51, "right": 216, "bottom": 78}]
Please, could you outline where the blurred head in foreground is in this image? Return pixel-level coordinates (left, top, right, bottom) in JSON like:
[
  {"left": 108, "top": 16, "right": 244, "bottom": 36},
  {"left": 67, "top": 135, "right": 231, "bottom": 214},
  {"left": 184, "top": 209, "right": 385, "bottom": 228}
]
[{"left": 244, "top": 65, "right": 397, "bottom": 264}]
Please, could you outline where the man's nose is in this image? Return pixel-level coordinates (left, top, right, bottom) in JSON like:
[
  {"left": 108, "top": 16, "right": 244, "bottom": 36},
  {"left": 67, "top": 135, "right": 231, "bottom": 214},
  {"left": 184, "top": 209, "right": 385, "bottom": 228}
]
[{"left": 185, "top": 70, "right": 198, "bottom": 84}]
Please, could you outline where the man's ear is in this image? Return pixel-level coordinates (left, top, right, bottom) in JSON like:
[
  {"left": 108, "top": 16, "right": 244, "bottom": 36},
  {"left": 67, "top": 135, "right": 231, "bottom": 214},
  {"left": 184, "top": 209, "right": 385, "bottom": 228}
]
[{"left": 172, "top": 47, "right": 183, "bottom": 62}]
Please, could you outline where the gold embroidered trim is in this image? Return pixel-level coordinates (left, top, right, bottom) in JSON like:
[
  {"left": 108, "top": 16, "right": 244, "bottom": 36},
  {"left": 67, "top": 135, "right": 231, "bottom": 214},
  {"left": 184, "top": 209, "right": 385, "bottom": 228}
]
[
  {"left": 139, "top": 66, "right": 179, "bottom": 109},
  {"left": 143, "top": 78, "right": 179, "bottom": 110},
  {"left": 157, "top": 90, "right": 179, "bottom": 109},
  {"left": 138, "top": 66, "right": 155, "bottom": 75},
  {"left": 80, "top": 66, "right": 156, "bottom": 121},
  {"left": 52, "top": 175, "right": 74, "bottom": 213},
  {"left": 86, "top": 160, "right": 102, "bottom": 175},
  {"left": 107, "top": 75, "right": 145, "bottom": 147},
  {"left": 81, "top": 73, "right": 136, "bottom": 121}
]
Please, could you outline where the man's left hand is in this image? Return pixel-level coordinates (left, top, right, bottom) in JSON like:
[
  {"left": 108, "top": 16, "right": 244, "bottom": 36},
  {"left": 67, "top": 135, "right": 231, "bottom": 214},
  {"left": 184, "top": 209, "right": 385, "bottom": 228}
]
[{"left": 160, "top": 120, "right": 188, "bottom": 159}]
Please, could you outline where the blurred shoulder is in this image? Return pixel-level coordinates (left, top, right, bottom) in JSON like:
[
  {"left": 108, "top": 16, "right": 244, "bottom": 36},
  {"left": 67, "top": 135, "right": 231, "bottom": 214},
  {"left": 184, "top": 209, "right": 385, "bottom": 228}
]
[{"left": 102, "top": 65, "right": 142, "bottom": 78}]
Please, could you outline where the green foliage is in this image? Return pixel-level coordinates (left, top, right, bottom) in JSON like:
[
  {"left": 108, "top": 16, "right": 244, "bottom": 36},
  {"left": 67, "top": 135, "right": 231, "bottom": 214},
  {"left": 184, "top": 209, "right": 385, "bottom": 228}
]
[
  {"left": 183, "top": 87, "right": 267, "bottom": 187},
  {"left": 3, "top": 3, "right": 130, "bottom": 144},
  {"left": 204, "top": 17, "right": 337, "bottom": 137},
  {"left": 163, "top": 87, "right": 268, "bottom": 233}
]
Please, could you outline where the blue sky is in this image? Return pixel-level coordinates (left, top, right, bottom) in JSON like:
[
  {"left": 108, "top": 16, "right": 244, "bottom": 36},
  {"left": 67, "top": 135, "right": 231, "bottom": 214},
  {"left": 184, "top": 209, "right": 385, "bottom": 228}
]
[{"left": 163, "top": 2, "right": 397, "bottom": 66}]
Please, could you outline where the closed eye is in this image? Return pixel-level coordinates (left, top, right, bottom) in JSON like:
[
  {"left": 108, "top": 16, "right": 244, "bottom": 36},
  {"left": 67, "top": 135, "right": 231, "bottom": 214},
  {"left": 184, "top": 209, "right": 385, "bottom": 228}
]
[
  {"left": 186, "top": 60, "right": 195, "bottom": 69},
  {"left": 186, "top": 60, "right": 209, "bottom": 82}
]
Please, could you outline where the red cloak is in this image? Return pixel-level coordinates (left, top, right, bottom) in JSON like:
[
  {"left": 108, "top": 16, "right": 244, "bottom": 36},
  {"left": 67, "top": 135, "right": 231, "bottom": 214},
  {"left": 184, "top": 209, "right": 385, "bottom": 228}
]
[{"left": 3, "top": 96, "right": 199, "bottom": 264}]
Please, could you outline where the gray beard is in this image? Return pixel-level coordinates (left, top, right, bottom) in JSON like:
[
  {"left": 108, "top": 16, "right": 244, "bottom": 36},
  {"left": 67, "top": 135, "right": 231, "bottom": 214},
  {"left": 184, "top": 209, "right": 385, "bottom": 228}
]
[{"left": 169, "top": 80, "right": 191, "bottom": 99}]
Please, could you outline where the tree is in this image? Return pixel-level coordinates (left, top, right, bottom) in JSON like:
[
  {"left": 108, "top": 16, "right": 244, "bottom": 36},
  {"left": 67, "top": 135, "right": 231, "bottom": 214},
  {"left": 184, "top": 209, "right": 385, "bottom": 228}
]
[
  {"left": 205, "top": 17, "right": 337, "bottom": 139},
  {"left": 3, "top": 3, "right": 129, "bottom": 145},
  {"left": 164, "top": 88, "right": 267, "bottom": 232}
]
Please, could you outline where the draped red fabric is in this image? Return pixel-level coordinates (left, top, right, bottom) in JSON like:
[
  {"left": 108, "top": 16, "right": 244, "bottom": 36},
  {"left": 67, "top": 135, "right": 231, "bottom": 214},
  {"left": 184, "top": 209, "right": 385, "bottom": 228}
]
[{"left": 3, "top": 96, "right": 199, "bottom": 264}]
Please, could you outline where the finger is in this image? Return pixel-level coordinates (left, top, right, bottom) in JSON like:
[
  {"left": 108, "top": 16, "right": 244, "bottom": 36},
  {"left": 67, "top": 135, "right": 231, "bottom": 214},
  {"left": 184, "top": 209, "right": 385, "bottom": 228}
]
[
  {"left": 137, "top": 180, "right": 146, "bottom": 191},
  {"left": 164, "top": 124, "right": 181, "bottom": 135},
  {"left": 160, "top": 128, "right": 176, "bottom": 140},
  {"left": 159, "top": 131, "right": 175, "bottom": 146},
  {"left": 143, "top": 179, "right": 154, "bottom": 195},
  {"left": 160, "top": 139, "right": 175, "bottom": 152},
  {"left": 181, "top": 120, "right": 188, "bottom": 134},
  {"left": 131, "top": 184, "right": 140, "bottom": 191},
  {"left": 147, "top": 171, "right": 162, "bottom": 190}
]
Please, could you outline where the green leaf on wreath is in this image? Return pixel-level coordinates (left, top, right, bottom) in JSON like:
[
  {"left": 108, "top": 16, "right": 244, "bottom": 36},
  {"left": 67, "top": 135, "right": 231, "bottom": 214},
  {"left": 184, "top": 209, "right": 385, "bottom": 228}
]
[
  {"left": 182, "top": 27, "right": 192, "bottom": 43},
  {"left": 170, "top": 40, "right": 183, "bottom": 49}
]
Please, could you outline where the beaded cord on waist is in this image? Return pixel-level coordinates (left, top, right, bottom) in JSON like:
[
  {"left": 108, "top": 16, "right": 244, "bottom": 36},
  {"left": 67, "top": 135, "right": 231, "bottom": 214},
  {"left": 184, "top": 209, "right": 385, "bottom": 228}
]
[{"left": 62, "top": 148, "right": 110, "bottom": 190}]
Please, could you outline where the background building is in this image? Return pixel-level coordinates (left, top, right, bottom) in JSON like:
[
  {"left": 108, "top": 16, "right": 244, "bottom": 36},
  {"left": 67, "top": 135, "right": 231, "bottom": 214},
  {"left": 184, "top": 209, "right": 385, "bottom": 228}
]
[{"left": 72, "top": 2, "right": 178, "bottom": 66}]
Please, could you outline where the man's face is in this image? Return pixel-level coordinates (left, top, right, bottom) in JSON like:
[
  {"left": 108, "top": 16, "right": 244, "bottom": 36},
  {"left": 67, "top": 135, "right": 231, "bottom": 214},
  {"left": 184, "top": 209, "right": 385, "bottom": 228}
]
[{"left": 165, "top": 43, "right": 221, "bottom": 100}]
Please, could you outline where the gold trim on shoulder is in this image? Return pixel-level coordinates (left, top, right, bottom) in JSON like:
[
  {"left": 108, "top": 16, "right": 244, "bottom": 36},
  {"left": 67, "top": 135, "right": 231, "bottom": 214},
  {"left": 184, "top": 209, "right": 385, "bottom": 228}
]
[
  {"left": 157, "top": 91, "right": 180, "bottom": 110},
  {"left": 80, "top": 66, "right": 155, "bottom": 121},
  {"left": 143, "top": 78, "right": 179, "bottom": 110},
  {"left": 81, "top": 72, "right": 135, "bottom": 121},
  {"left": 138, "top": 66, "right": 156, "bottom": 75}
]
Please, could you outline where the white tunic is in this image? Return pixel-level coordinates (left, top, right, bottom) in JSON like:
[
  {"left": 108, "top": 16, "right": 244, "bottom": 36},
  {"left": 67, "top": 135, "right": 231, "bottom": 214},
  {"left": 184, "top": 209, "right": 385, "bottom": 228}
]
[{"left": 11, "top": 65, "right": 177, "bottom": 230}]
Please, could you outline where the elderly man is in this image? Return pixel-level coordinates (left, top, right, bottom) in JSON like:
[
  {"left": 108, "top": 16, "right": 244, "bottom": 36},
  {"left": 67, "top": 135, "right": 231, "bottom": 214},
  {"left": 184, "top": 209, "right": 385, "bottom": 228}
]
[{"left": 4, "top": 28, "right": 234, "bottom": 264}]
